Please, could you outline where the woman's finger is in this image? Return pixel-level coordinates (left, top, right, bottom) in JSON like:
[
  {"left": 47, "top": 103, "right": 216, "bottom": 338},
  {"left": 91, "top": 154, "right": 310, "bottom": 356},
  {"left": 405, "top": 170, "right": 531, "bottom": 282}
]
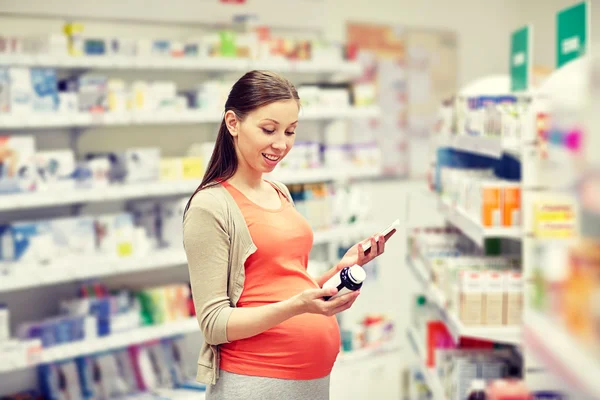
[{"left": 377, "top": 234, "right": 385, "bottom": 255}]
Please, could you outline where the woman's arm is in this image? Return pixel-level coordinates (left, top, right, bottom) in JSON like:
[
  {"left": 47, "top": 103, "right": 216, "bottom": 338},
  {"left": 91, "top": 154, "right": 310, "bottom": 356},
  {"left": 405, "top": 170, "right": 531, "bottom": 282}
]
[
  {"left": 226, "top": 286, "right": 357, "bottom": 341},
  {"left": 314, "top": 234, "right": 387, "bottom": 287},
  {"left": 184, "top": 195, "right": 358, "bottom": 345}
]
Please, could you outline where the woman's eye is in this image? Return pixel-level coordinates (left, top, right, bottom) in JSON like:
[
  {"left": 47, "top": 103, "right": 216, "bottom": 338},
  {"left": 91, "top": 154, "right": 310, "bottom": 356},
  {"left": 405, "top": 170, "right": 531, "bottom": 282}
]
[
  {"left": 285, "top": 131, "right": 296, "bottom": 136},
  {"left": 262, "top": 128, "right": 275, "bottom": 134}
]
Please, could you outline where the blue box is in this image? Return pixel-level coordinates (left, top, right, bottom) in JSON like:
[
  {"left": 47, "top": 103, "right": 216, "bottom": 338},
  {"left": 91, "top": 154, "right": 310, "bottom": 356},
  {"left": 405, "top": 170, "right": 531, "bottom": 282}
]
[
  {"left": 30, "top": 68, "right": 59, "bottom": 112},
  {"left": 0, "top": 222, "right": 53, "bottom": 266}
]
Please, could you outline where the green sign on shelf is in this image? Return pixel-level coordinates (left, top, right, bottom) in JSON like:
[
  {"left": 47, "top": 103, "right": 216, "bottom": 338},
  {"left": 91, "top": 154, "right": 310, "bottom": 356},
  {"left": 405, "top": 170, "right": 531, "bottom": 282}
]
[
  {"left": 510, "top": 26, "right": 531, "bottom": 92},
  {"left": 556, "top": 1, "right": 589, "bottom": 68}
]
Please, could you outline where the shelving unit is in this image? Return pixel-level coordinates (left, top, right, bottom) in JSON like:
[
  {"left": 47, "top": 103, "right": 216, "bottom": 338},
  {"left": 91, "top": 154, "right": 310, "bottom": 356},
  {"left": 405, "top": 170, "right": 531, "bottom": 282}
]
[
  {"left": 0, "top": 223, "right": 374, "bottom": 293},
  {"left": 434, "top": 134, "right": 520, "bottom": 159},
  {"left": 0, "top": 106, "right": 381, "bottom": 129},
  {"left": 438, "top": 198, "right": 521, "bottom": 247},
  {"left": 0, "top": 317, "right": 199, "bottom": 374},
  {"left": 406, "top": 327, "right": 447, "bottom": 400},
  {"left": 0, "top": 166, "right": 381, "bottom": 212},
  {"left": 0, "top": 12, "right": 392, "bottom": 398},
  {"left": 406, "top": 255, "right": 521, "bottom": 346},
  {"left": 0, "top": 54, "right": 362, "bottom": 75}
]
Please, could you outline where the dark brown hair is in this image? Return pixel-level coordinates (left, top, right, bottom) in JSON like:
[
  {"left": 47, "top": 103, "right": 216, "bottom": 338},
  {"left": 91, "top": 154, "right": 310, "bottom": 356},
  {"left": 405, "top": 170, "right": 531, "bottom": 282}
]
[{"left": 185, "top": 70, "right": 299, "bottom": 214}]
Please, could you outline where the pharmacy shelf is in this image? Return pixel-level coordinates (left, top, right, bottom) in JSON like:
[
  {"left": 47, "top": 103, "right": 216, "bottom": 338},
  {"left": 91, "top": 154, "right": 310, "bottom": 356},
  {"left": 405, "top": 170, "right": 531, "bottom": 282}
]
[
  {"left": 406, "top": 327, "right": 447, "bottom": 400},
  {"left": 523, "top": 311, "right": 600, "bottom": 399},
  {"left": 0, "top": 106, "right": 380, "bottom": 130},
  {"left": 0, "top": 224, "right": 369, "bottom": 293},
  {"left": 269, "top": 165, "right": 382, "bottom": 184},
  {"left": 0, "top": 318, "right": 199, "bottom": 374},
  {"left": 0, "top": 167, "right": 383, "bottom": 212},
  {"left": 299, "top": 105, "right": 380, "bottom": 120},
  {"left": 435, "top": 134, "right": 520, "bottom": 159},
  {"left": 0, "top": 54, "right": 362, "bottom": 75},
  {"left": 406, "top": 255, "right": 522, "bottom": 346},
  {"left": 0, "top": 181, "right": 198, "bottom": 212},
  {"left": 0, "top": 247, "right": 188, "bottom": 293},
  {"left": 438, "top": 198, "right": 521, "bottom": 247}
]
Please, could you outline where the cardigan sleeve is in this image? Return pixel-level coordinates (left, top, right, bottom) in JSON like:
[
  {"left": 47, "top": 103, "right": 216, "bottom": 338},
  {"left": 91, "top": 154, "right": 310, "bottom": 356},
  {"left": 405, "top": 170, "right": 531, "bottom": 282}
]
[{"left": 183, "top": 191, "right": 234, "bottom": 346}]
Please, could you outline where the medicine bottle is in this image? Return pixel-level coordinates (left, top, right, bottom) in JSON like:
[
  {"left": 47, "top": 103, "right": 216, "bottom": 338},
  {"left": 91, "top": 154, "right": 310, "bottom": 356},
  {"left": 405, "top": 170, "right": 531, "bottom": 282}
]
[{"left": 323, "top": 265, "right": 366, "bottom": 300}]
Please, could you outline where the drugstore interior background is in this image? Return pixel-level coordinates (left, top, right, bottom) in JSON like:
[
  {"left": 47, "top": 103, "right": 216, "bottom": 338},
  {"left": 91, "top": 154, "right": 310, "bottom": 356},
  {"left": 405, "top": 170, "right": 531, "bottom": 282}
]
[{"left": 0, "top": 0, "right": 599, "bottom": 399}]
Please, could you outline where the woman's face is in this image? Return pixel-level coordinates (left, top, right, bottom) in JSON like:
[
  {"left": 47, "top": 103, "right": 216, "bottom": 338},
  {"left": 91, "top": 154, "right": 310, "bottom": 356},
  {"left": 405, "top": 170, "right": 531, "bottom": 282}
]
[{"left": 227, "top": 99, "right": 298, "bottom": 174}]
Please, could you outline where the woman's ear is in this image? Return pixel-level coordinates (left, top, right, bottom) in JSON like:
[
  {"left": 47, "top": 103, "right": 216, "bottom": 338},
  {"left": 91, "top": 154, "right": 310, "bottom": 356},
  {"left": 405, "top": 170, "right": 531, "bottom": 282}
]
[{"left": 224, "top": 110, "right": 239, "bottom": 137}]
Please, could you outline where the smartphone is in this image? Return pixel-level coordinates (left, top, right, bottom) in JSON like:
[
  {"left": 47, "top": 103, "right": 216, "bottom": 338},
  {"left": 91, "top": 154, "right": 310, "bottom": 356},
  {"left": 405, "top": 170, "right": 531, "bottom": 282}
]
[{"left": 362, "top": 219, "right": 400, "bottom": 256}]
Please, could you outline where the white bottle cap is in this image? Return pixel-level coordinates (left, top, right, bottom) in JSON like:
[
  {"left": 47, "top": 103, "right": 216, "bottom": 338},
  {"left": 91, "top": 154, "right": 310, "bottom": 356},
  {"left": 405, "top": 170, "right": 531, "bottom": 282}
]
[{"left": 348, "top": 265, "right": 366, "bottom": 284}]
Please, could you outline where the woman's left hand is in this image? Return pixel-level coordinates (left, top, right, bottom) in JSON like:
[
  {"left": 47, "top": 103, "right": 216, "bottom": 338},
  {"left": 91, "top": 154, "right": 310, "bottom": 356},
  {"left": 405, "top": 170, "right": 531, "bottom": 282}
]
[{"left": 337, "top": 234, "right": 386, "bottom": 270}]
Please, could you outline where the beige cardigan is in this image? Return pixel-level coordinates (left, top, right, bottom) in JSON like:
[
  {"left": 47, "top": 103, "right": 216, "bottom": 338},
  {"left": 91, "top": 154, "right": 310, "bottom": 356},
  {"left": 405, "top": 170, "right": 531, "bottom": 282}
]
[{"left": 182, "top": 181, "right": 294, "bottom": 385}]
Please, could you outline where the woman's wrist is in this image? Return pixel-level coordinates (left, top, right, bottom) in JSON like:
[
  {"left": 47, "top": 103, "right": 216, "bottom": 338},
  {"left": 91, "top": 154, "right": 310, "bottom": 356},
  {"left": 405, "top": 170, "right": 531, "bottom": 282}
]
[{"left": 284, "top": 295, "right": 306, "bottom": 317}]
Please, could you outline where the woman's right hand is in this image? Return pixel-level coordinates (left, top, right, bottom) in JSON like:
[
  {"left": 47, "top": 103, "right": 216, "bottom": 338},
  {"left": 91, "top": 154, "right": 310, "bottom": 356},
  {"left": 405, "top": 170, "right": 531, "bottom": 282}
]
[{"left": 292, "top": 287, "right": 360, "bottom": 317}]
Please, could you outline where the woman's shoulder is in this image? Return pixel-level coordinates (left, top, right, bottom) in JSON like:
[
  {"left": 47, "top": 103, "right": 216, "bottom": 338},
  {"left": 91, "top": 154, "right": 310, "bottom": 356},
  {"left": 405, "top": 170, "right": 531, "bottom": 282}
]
[{"left": 186, "top": 184, "right": 230, "bottom": 214}]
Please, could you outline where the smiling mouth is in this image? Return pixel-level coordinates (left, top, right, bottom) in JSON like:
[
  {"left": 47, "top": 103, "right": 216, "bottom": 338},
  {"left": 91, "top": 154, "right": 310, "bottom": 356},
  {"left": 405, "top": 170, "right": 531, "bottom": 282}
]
[{"left": 262, "top": 153, "right": 281, "bottom": 161}]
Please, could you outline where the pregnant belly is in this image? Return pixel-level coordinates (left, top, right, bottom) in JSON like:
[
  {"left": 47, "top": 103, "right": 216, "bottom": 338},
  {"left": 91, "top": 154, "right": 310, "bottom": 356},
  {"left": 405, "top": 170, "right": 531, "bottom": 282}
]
[{"left": 219, "top": 312, "right": 341, "bottom": 380}]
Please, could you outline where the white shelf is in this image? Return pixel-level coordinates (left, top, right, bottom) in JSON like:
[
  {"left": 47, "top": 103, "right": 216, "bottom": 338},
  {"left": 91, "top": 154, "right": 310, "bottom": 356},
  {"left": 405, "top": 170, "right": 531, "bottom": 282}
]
[
  {"left": 0, "top": 106, "right": 379, "bottom": 130},
  {"left": 0, "top": 224, "right": 370, "bottom": 293},
  {"left": 0, "top": 181, "right": 199, "bottom": 211},
  {"left": 407, "top": 327, "right": 447, "bottom": 400},
  {"left": 0, "top": 54, "right": 362, "bottom": 75},
  {"left": 524, "top": 311, "right": 600, "bottom": 398},
  {"left": 406, "top": 255, "right": 521, "bottom": 345},
  {"left": 438, "top": 198, "right": 521, "bottom": 247},
  {"left": 0, "top": 248, "right": 188, "bottom": 293},
  {"left": 434, "top": 134, "right": 520, "bottom": 159},
  {"left": 269, "top": 166, "right": 382, "bottom": 184},
  {"left": 0, "top": 167, "right": 383, "bottom": 212},
  {"left": 299, "top": 105, "right": 380, "bottom": 120},
  {"left": 0, "top": 318, "right": 199, "bottom": 374}
]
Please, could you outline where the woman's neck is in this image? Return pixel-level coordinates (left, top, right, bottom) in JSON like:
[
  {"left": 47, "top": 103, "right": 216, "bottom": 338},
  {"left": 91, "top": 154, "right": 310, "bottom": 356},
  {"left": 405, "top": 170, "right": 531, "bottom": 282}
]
[{"left": 229, "top": 166, "right": 264, "bottom": 191}]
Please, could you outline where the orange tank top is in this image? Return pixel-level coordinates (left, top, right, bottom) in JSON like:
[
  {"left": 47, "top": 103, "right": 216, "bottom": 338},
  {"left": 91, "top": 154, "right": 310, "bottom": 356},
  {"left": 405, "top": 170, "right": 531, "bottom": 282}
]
[{"left": 219, "top": 180, "right": 340, "bottom": 380}]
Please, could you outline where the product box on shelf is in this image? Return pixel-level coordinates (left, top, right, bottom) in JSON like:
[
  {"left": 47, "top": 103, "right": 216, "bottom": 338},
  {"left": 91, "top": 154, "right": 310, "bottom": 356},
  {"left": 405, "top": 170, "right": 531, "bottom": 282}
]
[
  {"left": 39, "top": 360, "right": 83, "bottom": 400},
  {"left": 129, "top": 201, "right": 160, "bottom": 248},
  {"left": 456, "top": 270, "right": 485, "bottom": 326},
  {"left": 125, "top": 148, "right": 161, "bottom": 183},
  {"left": 158, "top": 197, "right": 187, "bottom": 248},
  {"left": 160, "top": 158, "right": 184, "bottom": 181},
  {"left": 0, "top": 135, "right": 36, "bottom": 193},
  {"left": 0, "top": 68, "right": 9, "bottom": 113},
  {"left": 182, "top": 157, "right": 204, "bottom": 179},
  {"left": 0, "top": 221, "right": 54, "bottom": 269},
  {"left": 503, "top": 271, "right": 523, "bottom": 326},
  {"left": 35, "top": 149, "right": 76, "bottom": 191},
  {"left": 50, "top": 216, "right": 96, "bottom": 262},
  {"left": 77, "top": 75, "right": 108, "bottom": 113},
  {"left": 93, "top": 213, "right": 135, "bottom": 258},
  {"left": 8, "top": 67, "right": 32, "bottom": 114},
  {"left": 30, "top": 68, "right": 59, "bottom": 112},
  {"left": 0, "top": 304, "right": 9, "bottom": 342}
]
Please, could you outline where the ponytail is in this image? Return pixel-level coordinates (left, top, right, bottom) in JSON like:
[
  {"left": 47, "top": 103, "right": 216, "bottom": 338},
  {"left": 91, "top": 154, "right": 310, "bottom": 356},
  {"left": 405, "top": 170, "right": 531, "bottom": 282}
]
[{"left": 184, "top": 118, "right": 238, "bottom": 214}]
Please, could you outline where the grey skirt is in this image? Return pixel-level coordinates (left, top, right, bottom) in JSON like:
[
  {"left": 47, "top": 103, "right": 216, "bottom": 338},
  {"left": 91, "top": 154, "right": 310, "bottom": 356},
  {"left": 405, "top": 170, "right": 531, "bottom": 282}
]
[{"left": 206, "top": 370, "right": 330, "bottom": 400}]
